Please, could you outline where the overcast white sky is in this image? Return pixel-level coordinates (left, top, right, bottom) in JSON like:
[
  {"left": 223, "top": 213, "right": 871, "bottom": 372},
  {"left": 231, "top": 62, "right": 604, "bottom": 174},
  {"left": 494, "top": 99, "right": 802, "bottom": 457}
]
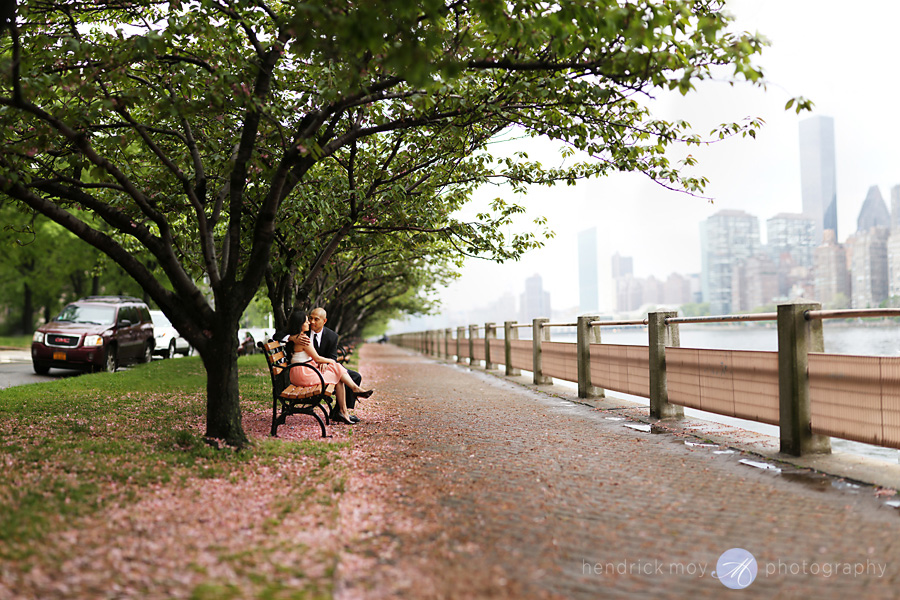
[{"left": 405, "top": 0, "right": 900, "bottom": 329}]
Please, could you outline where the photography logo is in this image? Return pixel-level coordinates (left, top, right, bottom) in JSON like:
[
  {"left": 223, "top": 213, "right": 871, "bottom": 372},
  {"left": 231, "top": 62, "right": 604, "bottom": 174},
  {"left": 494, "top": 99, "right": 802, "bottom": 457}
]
[{"left": 713, "top": 548, "right": 758, "bottom": 590}]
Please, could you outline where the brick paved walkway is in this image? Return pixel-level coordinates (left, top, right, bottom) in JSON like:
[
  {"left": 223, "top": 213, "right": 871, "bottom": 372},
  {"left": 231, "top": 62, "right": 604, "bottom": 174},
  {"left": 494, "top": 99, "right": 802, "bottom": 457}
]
[{"left": 335, "top": 344, "right": 900, "bottom": 599}]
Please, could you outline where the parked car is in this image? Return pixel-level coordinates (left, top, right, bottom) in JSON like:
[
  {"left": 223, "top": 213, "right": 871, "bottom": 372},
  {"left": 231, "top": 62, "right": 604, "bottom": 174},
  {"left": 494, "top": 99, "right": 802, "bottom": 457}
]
[
  {"left": 150, "top": 310, "right": 191, "bottom": 359},
  {"left": 31, "top": 296, "right": 154, "bottom": 374}
]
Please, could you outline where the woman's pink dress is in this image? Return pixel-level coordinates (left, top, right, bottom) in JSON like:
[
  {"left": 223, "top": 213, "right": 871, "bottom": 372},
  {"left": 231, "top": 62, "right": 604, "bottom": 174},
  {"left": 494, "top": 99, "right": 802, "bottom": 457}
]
[{"left": 289, "top": 347, "right": 347, "bottom": 387}]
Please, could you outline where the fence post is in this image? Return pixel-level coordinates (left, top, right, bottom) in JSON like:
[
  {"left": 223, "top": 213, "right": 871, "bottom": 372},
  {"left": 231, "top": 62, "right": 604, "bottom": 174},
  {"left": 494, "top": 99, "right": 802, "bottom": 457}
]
[
  {"left": 649, "top": 311, "right": 682, "bottom": 419},
  {"left": 504, "top": 321, "right": 520, "bottom": 376},
  {"left": 533, "top": 318, "right": 552, "bottom": 385},
  {"left": 485, "top": 322, "right": 496, "bottom": 370},
  {"left": 456, "top": 326, "right": 465, "bottom": 363},
  {"left": 445, "top": 328, "right": 452, "bottom": 359},
  {"left": 468, "top": 324, "right": 477, "bottom": 365},
  {"left": 577, "top": 314, "right": 605, "bottom": 400},
  {"left": 778, "top": 301, "right": 831, "bottom": 456}
]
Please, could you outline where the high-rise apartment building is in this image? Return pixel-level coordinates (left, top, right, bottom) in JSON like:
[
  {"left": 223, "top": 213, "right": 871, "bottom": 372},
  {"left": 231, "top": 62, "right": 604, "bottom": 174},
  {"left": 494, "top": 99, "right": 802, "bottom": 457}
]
[
  {"left": 700, "top": 210, "right": 761, "bottom": 315},
  {"left": 731, "top": 255, "right": 778, "bottom": 312},
  {"left": 886, "top": 231, "right": 900, "bottom": 301},
  {"left": 615, "top": 275, "right": 643, "bottom": 312},
  {"left": 766, "top": 213, "right": 817, "bottom": 268},
  {"left": 799, "top": 116, "right": 838, "bottom": 242},
  {"left": 520, "top": 274, "right": 551, "bottom": 321},
  {"left": 664, "top": 273, "right": 692, "bottom": 305},
  {"left": 814, "top": 230, "right": 850, "bottom": 308},
  {"left": 577, "top": 228, "right": 599, "bottom": 313},
  {"left": 847, "top": 227, "right": 890, "bottom": 308},
  {"left": 888, "top": 186, "right": 900, "bottom": 300}
]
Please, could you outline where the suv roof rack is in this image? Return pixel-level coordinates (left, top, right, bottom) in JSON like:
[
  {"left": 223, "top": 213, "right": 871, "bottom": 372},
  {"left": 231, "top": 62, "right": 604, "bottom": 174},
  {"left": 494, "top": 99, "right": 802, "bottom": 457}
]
[{"left": 78, "top": 295, "right": 145, "bottom": 303}]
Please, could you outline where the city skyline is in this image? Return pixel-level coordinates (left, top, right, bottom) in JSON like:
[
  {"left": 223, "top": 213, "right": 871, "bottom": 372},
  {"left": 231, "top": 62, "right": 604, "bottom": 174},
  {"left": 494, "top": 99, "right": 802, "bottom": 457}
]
[{"left": 393, "top": 1, "right": 900, "bottom": 332}]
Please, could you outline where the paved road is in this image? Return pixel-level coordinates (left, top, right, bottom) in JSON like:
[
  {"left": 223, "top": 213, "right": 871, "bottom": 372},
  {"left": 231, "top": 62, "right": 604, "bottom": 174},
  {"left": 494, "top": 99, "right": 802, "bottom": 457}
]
[
  {"left": 335, "top": 344, "right": 900, "bottom": 599},
  {"left": 0, "top": 350, "right": 84, "bottom": 389}
]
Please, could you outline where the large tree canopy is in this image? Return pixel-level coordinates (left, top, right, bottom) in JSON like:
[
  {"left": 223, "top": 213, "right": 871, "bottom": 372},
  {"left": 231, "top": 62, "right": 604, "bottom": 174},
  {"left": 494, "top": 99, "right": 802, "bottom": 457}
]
[{"left": 0, "top": 0, "right": 774, "bottom": 445}]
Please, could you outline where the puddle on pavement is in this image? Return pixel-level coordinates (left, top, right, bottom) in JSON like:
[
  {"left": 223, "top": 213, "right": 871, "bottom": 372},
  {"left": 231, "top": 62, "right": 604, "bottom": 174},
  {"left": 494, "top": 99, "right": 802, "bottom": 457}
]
[
  {"left": 622, "top": 422, "right": 651, "bottom": 433},
  {"left": 622, "top": 422, "right": 668, "bottom": 434},
  {"left": 739, "top": 458, "right": 782, "bottom": 473},
  {"left": 615, "top": 412, "right": 900, "bottom": 511},
  {"left": 684, "top": 441, "right": 719, "bottom": 449},
  {"left": 778, "top": 469, "right": 835, "bottom": 492}
]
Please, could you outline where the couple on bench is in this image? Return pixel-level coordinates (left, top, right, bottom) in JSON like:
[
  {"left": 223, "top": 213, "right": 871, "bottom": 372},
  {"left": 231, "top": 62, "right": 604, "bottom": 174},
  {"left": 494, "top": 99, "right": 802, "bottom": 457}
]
[{"left": 275, "top": 307, "right": 372, "bottom": 424}]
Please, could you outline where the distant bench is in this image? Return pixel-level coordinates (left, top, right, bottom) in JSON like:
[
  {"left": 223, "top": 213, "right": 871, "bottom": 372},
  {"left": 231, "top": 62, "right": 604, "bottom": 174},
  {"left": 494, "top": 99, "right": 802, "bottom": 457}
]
[
  {"left": 258, "top": 340, "right": 336, "bottom": 437},
  {"left": 337, "top": 340, "right": 356, "bottom": 365}
]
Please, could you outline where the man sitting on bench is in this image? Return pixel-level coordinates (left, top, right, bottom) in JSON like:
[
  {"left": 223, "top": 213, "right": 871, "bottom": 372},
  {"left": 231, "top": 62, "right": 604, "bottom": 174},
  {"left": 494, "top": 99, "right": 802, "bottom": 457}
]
[
  {"left": 276, "top": 310, "right": 372, "bottom": 425},
  {"left": 308, "top": 307, "right": 366, "bottom": 422}
]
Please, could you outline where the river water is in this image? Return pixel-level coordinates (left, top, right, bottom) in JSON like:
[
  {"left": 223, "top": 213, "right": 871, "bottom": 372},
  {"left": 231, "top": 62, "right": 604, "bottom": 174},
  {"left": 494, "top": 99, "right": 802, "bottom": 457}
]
[{"left": 540, "top": 323, "right": 900, "bottom": 464}]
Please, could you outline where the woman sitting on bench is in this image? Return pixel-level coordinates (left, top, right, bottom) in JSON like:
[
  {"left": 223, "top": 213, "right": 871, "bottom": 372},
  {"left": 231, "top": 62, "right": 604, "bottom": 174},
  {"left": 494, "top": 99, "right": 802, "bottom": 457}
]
[{"left": 285, "top": 310, "right": 373, "bottom": 424}]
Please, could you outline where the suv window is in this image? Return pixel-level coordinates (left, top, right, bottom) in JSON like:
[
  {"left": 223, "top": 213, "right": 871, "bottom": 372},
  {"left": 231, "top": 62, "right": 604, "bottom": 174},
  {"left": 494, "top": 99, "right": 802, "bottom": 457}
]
[
  {"left": 54, "top": 304, "right": 117, "bottom": 326},
  {"left": 118, "top": 307, "right": 132, "bottom": 325}
]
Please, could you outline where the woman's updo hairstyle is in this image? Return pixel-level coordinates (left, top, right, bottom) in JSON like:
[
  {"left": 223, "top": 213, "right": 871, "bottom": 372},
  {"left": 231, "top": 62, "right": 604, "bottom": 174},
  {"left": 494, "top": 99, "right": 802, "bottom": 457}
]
[{"left": 287, "top": 309, "right": 307, "bottom": 334}]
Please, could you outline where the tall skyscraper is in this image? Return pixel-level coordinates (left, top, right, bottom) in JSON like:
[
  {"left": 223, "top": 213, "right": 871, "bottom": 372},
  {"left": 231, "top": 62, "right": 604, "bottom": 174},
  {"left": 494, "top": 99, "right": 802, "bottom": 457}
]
[
  {"left": 891, "top": 184, "right": 900, "bottom": 230},
  {"left": 611, "top": 252, "right": 633, "bottom": 279},
  {"left": 577, "top": 228, "right": 599, "bottom": 313},
  {"left": 799, "top": 115, "right": 837, "bottom": 242},
  {"left": 857, "top": 185, "right": 891, "bottom": 232},
  {"left": 520, "top": 274, "right": 551, "bottom": 321},
  {"left": 700, "top": 210, "right": 761, "bottom": 315}
]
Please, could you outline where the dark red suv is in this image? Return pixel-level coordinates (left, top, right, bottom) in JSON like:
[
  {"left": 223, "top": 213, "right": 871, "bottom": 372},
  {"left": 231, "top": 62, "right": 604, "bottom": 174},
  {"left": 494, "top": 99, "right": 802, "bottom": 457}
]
[{"left": 31, "top": 296, "right": 154, "bottom": 374}]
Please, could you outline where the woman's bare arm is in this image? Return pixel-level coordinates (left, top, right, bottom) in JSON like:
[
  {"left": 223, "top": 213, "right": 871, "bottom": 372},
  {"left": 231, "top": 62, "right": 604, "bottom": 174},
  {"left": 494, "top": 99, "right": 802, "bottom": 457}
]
[{"left": 294, "top": 336, "right": 335, "bottom": 364}]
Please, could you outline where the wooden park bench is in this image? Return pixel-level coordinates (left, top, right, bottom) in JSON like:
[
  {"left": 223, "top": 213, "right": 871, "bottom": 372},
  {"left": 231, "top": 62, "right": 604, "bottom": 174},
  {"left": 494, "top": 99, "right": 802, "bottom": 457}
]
[
  {"left": 258, "top": 340, "right": 336, "bottom": 437},
  {"left": 336, "top": 341, "right": 354, "bottom": 365}
]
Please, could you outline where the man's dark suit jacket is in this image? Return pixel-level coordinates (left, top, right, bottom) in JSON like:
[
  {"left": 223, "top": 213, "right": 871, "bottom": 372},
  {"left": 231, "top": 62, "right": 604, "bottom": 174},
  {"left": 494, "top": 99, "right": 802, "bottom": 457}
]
[{"left": 312, "top": 326, "right": 340, "bottom": 361}]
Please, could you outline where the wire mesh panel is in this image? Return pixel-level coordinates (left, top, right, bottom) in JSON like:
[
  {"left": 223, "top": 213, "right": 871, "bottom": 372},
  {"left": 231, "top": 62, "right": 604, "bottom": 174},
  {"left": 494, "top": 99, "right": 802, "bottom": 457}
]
[
  {"left": 881, "top": 358, "right": 900, "bottom": 448},
  {"left": 472, "top": 337, "right": 486, "bottom": 361},
  {"left": 589, "top": 344, "right": 649, "bottom": 397},
  {"left": 667, "top": 347, "right": 702, "bottom": 410},
  {"left": 541, "top": 341, "right": 577, "bottom": 383},
  {"left": 731, "top": 350, "right": 780, "bottom": 425},
  {"left": 808, "top": 353, "right": 900, "bottom": 448},
  {"left": 667, "top": 348, "right": 779, "bottom": 425},
  {"left": 457, "top": 336, "right": 470, "bottom": 361},
  {"left": 488, "top": 339, "right": 505, "bottom": 366},
  {"left": 509, "top": 339, "right": 532, "bottom": 372}
]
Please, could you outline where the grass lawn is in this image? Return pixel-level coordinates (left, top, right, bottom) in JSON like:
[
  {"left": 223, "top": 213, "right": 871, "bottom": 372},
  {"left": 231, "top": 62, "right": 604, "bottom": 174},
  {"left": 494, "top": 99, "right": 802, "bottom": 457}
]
[
  {"left": 0, "top": 354, "right": 349, "bottom": 598},
  {"left": 0, "top": 335, "right": 31, "bottom": 349}
]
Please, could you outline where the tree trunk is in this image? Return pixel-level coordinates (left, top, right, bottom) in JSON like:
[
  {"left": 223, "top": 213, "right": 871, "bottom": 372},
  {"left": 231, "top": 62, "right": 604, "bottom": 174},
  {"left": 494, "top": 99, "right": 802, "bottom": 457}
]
[
  {"left": 21, "top": 282, "right": 33, "bottom": 334},
  {"left": 200, "top": 323, "right": 249, "bottom": 447}
]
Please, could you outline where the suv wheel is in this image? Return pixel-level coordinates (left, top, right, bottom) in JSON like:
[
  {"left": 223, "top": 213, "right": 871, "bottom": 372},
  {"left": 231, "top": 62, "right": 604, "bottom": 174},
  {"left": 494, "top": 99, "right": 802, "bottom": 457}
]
[
  {"left": 33, "top": 361, "right": 50, "bottom": 375},
  {"left": 103, "top": 345, "right": 118, "bottom": 372}
]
